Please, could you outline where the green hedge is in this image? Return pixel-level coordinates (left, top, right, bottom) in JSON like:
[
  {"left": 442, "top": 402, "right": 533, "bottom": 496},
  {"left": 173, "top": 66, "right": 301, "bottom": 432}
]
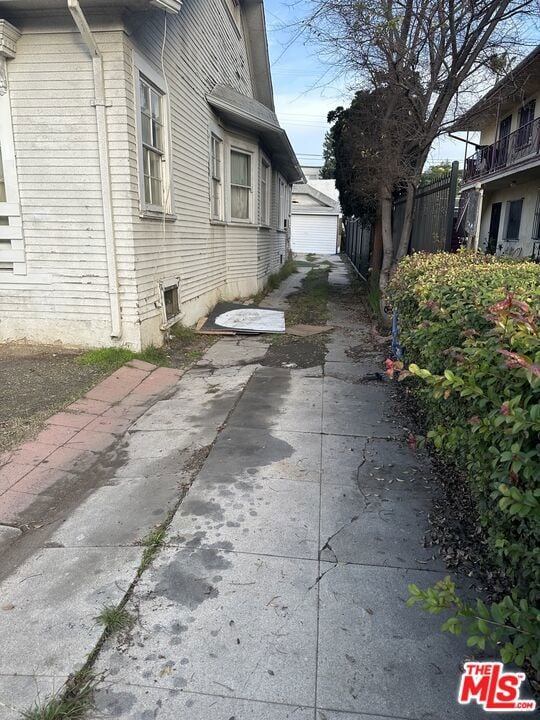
[{"left": 387, "top": 251, "right": 540, "bottom": 672}]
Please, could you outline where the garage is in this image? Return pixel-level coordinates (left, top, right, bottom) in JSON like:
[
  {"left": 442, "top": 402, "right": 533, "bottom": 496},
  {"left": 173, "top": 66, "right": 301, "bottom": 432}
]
[
  {"left": 290, "top": 213, "right": 340, "bottom": 254},
  {"left": 290, "top": 180, "right": 341, "bottom": 255}
]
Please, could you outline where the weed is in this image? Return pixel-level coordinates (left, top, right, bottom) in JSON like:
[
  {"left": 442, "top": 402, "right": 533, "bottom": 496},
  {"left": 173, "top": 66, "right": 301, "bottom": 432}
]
[
  {"left": 139, "top": 526, "right": 167, "bottom": 572},
  {"left": 251, "top": 259, "right": 298, "bottom": 305},
  {"left": 22, "top": 671, "right": 96, "bottom": 720},
  {"left": 77, "top": 345, "right": 170, "bottom": 371},
  {"left": 95, "top": 604, "right": 133, "bottom": 634},
  {"left": 305, "top": 253, "right": 318, "bottom": 262},
  {"left": 169, "top": 323, "right": 197, "bottom": 342},
  {"left": 183, "top": 349, "right": 203, "bottom": 364}
]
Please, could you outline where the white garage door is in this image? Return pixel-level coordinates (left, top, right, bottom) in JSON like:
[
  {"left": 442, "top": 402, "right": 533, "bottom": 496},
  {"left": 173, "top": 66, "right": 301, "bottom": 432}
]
[{"left": 290, "top": 214, "right": 338, "bottom": 254}]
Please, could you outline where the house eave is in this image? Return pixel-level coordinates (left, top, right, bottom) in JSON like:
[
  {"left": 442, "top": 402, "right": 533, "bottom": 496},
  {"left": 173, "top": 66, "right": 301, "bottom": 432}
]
[
  {"left": 207, "top": 84, "right": 304, "bottom": 184},
  {"left": 0, "top": 0, "right": 181, "bottom": 13},
  {"left": 452, "top": 46, "right": 540, "bottom": 132}
]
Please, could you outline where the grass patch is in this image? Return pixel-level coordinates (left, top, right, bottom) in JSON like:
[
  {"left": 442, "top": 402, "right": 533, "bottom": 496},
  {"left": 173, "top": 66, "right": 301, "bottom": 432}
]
[
  {"left": 286, "top": 267, "right": 331, "bottom": 326},
  {"left": 169, "top": 323, "right": 197, "bottom": 342},
  {"left": 95, "top": 604, "right": 133, "bottom": 634},
  {"left": 22, "top": 671, "right": 96, "bottom": 720},
  {"left": 77, "top": 345, "right": 170, "bottom": 371},
  {"left": 139, "top": 526, "right": 167, "bottom": 573},
  {"left": 252, "top": 258, "right": 298, "bottom": 305},
  {"left": 305, "top": 253, "right": 318, "bottom": 262}
]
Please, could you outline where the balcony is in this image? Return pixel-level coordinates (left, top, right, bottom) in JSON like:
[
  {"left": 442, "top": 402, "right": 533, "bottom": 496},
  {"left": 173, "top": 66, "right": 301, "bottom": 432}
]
[{"left": 463, "top": 117, "right": 540, "bottom": 184}]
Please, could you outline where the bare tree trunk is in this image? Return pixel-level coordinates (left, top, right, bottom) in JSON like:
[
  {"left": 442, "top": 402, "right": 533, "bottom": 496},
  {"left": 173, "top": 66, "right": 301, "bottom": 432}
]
[
  {"left": 370, "top": 213, "right": 383, "bottom": 281},
  {"left": 394, "top": 180, "right": 415, "bottom": 263},
  {"left": 378, "top": 184, "right": 394, "bottom": 295}
]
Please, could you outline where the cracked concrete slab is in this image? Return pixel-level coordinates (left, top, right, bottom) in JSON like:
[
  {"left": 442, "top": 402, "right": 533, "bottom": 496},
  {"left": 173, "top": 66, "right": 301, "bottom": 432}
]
[
  {"left": 168, "top": 475, "right": 320, "bottom": 559},
  {"left": 94, "top": 548, "right": 319, "bottom": 708},
  {"left": 317, "top": 563, "right": 485, "bottom": 719},
  {"left": 319, "top": 483, "right": 444, "bottom": 569},
  {"left": 321, "top": 434, "right": 368, "bottom": 486}
]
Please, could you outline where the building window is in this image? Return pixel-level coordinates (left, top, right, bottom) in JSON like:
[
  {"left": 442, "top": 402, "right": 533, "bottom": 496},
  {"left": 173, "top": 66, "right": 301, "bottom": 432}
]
[
  {"left": 516, "top": 100, "right": 536, "bottom": 148},
  {"left": 210, "top": 134, "right": 223, "bottom": 220},
  {"left": 230, "top": 149, "right": 251, "bottom": 221},
  {"left": 278, "top": 177, "right": 289, "bottom": 230},
  {"left": 532, "top": 192, "right": 540, "bottom": 241},
  {"left": 505, "top": 198, "right": 523, "bottom": 241},
  {"left": 139, "top": 75, "right": 167, "bottom": 211},
  {"left": 160, "top": 278, "right": 181, "bottom": 325},
  {"left": 260, "top": 158, "right": 270, "bottom": 225}
]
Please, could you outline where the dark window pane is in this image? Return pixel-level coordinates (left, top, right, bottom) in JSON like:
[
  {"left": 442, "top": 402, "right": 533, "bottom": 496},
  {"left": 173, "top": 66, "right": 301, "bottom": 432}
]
[{"left": 506, "top": 199, "right": 523, "bottom": 240}]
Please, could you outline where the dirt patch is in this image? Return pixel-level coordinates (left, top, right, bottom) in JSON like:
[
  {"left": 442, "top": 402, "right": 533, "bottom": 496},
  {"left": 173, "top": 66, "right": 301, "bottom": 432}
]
[
  {"left": 0, "top": 345, "right": 109, "bottom": 454},
  {"left": 263, "top": 336, "right": 327, "bottom": 368},
  {"left": 163, "top": 333, "right": 216, "bottom": 368}
]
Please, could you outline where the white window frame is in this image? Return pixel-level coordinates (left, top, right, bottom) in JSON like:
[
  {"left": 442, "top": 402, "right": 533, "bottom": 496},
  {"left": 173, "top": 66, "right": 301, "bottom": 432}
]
[
  {"left": 159, "top": 276, "right": 182, "bottom": 329},
  {"left": 227, "top": 138, "right": 255, "bottom": 224},
  {"left": 210, "top": 130, "right": 224, "bottom": 221},
  {"left": 277, "top": 175, "right": 289, "bottom": 232},
  {"left": 259, "top": 153, "right": 271, "bottom": 227},
  {"left": 0, "top": 58, "right": 25, "bottom": 275},
  {"left": 134, "top": 52, "right": 173, "bottom": 218}
]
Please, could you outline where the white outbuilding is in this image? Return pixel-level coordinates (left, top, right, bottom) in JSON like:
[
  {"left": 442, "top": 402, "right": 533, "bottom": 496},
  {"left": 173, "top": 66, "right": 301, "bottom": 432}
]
[{"left": 290, "top": 180, "right": 341, "bottom": 255}]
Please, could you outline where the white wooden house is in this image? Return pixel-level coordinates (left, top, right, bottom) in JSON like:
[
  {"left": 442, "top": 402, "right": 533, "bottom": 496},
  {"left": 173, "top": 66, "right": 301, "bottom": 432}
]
[
  {"left": 454, "top": 47, "right": 540, "bottom": 260},
  {"left": 0, "top": 0, "right": 302, "bottom": 350}
]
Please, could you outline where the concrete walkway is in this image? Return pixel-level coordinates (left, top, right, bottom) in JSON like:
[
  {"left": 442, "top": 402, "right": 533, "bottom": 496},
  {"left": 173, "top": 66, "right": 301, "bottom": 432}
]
[{"left": 0, "top": 258, "right": 484, "bottom": 719}]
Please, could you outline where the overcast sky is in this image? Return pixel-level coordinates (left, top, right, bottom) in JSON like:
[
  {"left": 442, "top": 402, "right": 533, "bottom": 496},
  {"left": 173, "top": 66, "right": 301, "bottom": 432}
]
[{"left": 263, "top": 0, "right": 537, "bottom": 170}]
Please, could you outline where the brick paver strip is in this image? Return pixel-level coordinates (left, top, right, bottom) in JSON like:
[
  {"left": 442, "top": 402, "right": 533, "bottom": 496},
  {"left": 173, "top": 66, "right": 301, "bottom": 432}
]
[
  {"left": 8, "top": 441, "right": 57, "bottom": 466},
  {"left": 0, "top": 362, "right": 183, "bottom": 523},
  {"left": 84, "top": 416, "right": 133, "bottom": 436},
  {"left": 66, "top": 398, "right": 111, "bottom": 416},
  {"left": 15, "top": 466, "right": 77, "bottom": 495},
  {"left": 66, "top": 429, "right": 117, "bottom": 454},
  {"left": 47, "top": 412, "right": 96, "bottom": 430},
  {"left": 35, "top": 425, "right": 80, "bottom": 446},
  {"left": 0, "top": 488, "right": 53, "bottom": 524},
  {"left": 0, "top": 463, "right": 35, "bottom": 494},
  {"left": 40, "top": 446, "right": 97, "bottom": 471},
  {"left": 85, "top": 367, "right": 149, "bottom": 403},
  {"left": 127, "top": 359, "right": 157, "bottom": 372}
]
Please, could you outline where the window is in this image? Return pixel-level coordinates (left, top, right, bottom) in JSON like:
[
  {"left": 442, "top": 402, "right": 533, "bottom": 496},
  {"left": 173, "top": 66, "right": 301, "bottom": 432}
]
[
  {"left": 160, "top": 278, "right": 181, "bottom": 326},
  {"left": 139, "top": 75, "right": 167, "bottom": 211},
  {"left": 278, "top": 176, "right": 289, "bottom": 230},
  {"left": 260, "top": 158, "right": 270, "bottom": 225},
  {"left": 210, "top": 134, "right": 223, "bottom": 220},
  {"left": 532, "top": 193, "right": 540, "bottom": 241},
  {"left": 230, "top": 149, "right": 251, "bottom": 221},
  {"left": 505, "top": 199, "right": 523, "bottom": 241},
  {"left": 516, "top": 100, "right": 536, "bottom": 148}
]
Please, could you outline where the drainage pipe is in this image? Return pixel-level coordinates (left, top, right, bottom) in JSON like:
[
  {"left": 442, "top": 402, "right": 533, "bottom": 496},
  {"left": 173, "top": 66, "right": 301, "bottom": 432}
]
[{"left": 67, "top": 0, "right": 122, "bottom": 338}]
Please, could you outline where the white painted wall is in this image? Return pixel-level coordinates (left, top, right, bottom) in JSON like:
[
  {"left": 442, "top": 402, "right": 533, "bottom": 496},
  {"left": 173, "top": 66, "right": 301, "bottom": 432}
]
[{"left": 290, "top": 214, "right": 338, "bottom": 254}]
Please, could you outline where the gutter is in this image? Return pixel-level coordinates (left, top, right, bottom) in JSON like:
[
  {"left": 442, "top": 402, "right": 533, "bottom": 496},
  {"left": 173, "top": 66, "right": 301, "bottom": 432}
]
[{"left": 67, "top": 0, "right": 122, "bottom": 339}]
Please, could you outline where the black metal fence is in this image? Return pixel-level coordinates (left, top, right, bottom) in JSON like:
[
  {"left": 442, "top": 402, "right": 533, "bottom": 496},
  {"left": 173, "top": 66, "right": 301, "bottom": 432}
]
[
  {"left": 342, "top": 217, "right": 372, "bottom": 277},
  {"left": 392, "top": 161, "right": 460, "bottom": 253}
]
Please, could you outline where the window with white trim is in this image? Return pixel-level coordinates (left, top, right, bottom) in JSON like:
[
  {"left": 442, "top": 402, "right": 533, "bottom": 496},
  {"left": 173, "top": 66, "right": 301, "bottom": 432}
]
[
  {"left": 230, "top": 149, "right": 252, "bottom": 221},
  {"left": 278, "top": 176, "right": 289, "bottom": 231},
  {"left": 210, "top": 134, "right": 223, "bottom": 220},
  {"left": 139, "top": 76, "right": 167, "bottom": 210},
  {"left": 260, "top": 157, "right": 270, "bottom": 226}
]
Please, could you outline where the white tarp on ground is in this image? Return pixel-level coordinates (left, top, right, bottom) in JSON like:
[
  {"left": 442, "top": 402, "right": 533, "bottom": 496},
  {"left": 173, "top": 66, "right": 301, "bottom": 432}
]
[{"left": 215, "top": 308, "right": 285, "bottom": 333}]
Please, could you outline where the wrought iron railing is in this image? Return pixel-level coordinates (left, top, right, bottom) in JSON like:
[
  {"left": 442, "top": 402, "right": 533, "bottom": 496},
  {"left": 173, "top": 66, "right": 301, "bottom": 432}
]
[{"left": 464, "top": 117, "right": 540, "bottom": 183}]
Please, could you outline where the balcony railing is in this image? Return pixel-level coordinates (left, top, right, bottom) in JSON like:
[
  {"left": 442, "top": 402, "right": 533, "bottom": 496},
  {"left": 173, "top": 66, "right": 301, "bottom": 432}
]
[{"left": 464, "top": 117, "right": 540, "bottom": 183}]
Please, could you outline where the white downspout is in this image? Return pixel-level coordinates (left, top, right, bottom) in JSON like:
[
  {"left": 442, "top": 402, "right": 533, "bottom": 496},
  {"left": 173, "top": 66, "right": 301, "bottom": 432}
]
[{"left": 68, "top": 0, "right": 122, "bottom": 339}]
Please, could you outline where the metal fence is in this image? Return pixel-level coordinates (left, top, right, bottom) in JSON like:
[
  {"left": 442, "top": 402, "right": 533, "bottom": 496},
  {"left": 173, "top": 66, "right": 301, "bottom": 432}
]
[
  {"left": 342, "top": 217, "right": 372, "bottom": 277},
  {"left": 392, "top": 161, "right": 460, "bottom": 253}
]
